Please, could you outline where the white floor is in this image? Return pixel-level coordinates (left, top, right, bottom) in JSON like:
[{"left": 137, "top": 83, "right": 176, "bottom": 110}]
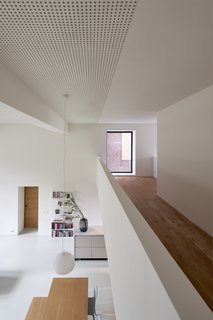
[{"left": 0, "top": 229, "right": 116, "bottom": 320}]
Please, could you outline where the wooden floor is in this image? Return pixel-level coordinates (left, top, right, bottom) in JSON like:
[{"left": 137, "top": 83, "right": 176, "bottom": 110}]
[{"left": 116, "top": 176, "right": 213, "bottom": 311}]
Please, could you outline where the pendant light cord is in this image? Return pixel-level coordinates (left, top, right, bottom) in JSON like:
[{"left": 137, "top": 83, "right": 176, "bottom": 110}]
[{"left": 62, "top": 94, "right": 68, "bottom": 253}]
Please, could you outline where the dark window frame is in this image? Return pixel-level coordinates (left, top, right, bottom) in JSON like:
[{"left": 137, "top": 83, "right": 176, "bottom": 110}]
[{"left": 106, "top": 130, "right": 133, "bottom": 174}]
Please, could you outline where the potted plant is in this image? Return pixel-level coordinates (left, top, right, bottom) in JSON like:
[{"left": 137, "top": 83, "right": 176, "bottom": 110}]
[{"left": 70, "top": 193, "right": 88, "bottom": 232}]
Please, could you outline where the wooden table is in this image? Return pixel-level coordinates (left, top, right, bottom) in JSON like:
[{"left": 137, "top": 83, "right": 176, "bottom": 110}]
[
  {"left": 26, "top": 297, "right": 47, "bottom": 320},
  {"left": 25, "top": 278, "right": 88, "bottom": 320},
  {"left": 43, "top": 278, "right": 88, "bottom": 320}
]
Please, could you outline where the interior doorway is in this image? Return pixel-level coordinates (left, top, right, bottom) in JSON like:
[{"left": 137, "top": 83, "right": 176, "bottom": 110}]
[{"left": 24, "top": 187, "right": 39, "bottom": 228}]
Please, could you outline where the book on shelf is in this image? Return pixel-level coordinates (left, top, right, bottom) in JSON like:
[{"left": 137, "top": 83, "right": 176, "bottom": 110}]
[
  {"left": 65, "top": 222, "right": 73, "bottom": 229},
  {"left": 52, "top": 191, "right": 72, "bottom": 199},
  {"left": 51, "top": 230, "right": 73, "bottom": 237}
]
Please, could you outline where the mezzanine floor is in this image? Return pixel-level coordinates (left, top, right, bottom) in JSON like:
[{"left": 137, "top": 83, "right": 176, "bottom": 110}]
[{"left": 116, "top": 176, "right": 212, "bottom": 311}]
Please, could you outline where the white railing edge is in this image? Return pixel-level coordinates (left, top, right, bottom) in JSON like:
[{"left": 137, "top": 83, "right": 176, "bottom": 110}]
[{"left": 97, "top": 158, "right": 212, "bottom": 320}]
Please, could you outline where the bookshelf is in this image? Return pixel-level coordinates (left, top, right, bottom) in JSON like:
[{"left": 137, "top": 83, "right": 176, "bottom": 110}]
[
  {"left": 51, "top": 191, "right": 74, "bottom": 238},
  {"left": 51, "top": 220, "right": 73, "bottom": 238}
]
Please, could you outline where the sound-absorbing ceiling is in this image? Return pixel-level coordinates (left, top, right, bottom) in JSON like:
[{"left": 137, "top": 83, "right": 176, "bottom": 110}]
[{"left": 0, "top": 0, "right": 137, "bottom": 122}]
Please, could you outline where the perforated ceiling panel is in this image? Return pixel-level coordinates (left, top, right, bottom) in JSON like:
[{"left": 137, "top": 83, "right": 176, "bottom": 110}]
[{"left": 0, "top": 0, "right": 137, "bottom": 122}]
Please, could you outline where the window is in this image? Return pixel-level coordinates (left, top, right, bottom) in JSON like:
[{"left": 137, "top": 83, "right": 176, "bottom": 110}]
[{"left": 106, "top": 131, "right": 133, "bottom": 174}]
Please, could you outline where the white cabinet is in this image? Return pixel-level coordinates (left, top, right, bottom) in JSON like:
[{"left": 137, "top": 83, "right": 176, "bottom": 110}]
[
  {"left": 91, "top": 247, "right": 107, "bottom": 259},
  {"left": 75, "top": 247, "right": 92, "bottom": 259},
  {"left": 75, "top": 235, "right": 91, "bottom": 247},
  {"left": 92, "top": 236, "right": 105, "bottom": 247},
  {"left": 74, "top": 227, "right": 107, "bottom": 259}
]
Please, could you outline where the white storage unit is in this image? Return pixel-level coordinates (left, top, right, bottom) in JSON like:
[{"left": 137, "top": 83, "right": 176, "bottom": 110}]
[{"left": 74, "top": 226, "right": 107, "bottom": 260}]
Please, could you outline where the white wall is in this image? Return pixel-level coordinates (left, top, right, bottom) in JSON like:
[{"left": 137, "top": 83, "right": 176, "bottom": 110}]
[
  {"left": 0, "top": 64, "right": 64, "bottom": 131},
  {"left": 0, "top": 125, "right": 63, "bottom": 235},
  {"left": 17, "top": 187, "right": 24, "bottom": 234},
  {"left": 62, "top": 123, "right": 157, "bottom": 224},
  {"left": 157, "top": 86, "right": 213, "bottom": 235},
  {"left": 0, "top": 122, "right": 156, "bottom": 235},
  {"left": 64, "top": 124, "right": 103, "bottom": 226},
  {"left": 153, "top": 156, "right": 157, "bottom": 178},
  {"left": 97, "top": 159, "right": 212, "bottom": 320}
]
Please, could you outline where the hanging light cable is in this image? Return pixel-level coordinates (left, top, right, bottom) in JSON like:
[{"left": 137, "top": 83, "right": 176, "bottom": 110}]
[{"left": 53, "top": 94, "right": 75, "bottom": 275}]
